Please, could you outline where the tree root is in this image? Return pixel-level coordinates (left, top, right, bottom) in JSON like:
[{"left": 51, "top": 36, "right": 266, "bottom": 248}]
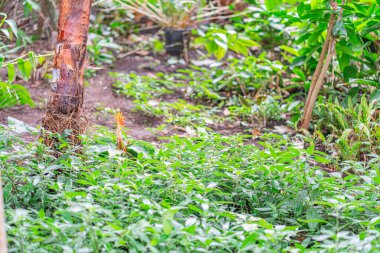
[{"left": 42, "top": 112, "right": 88, "bottom": 146}]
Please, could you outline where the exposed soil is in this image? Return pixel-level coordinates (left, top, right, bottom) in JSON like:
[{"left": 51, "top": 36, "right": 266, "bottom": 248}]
[
  {"left": 1, "top": 55, "right": 173, "bottom": 141},
  {"left": 1, "top": 53, "right": 252, "bottom": 142}
]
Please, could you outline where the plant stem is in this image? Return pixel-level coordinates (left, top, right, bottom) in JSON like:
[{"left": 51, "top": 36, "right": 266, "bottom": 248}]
[
  {"left": 0, "top": 52, "right": 54, "bottom": 68},
  {"left": 300, "top": 39, "right": 336, "bottom": 130},
  {"left": 300, "top": 1, "right": 340, "bottom": 130}
]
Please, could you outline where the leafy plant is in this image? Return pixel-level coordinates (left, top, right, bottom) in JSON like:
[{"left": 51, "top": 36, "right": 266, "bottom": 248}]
[
  {"left": 314, "top": 94, "right": 380, "bottom": 161},
  {"left": 2, "top": 1, "right": 380, "bottom": 252},
  {"left": 278, "top": 0, "right": 380, "bottom": 84},
  {"left": 0, "top": 13, "right": 40, "bottom": 108},
  {"left": 1, "top": 124, "right": 380, "bottom": 252},
  {"left": 113, "top": 0, "right": 233, "bottom": 29},
  {"left": 195, "top": 26, "right": 259, "bottom": 60},
  {"left": 0, "top": 13, "right": 17, "bottom": 41},
  {"left": 176, "top": 54, "right": 284, "bottom": 103},
  {"left": 133, "top": 98, "right": 225, "bottom": 127},
  {"left": 0, "top": 82, "right": 34, "bottom": 108},
  {"left": 87, "top": 33, "right": 122, "bottom": 65},
  {"left": 111, "top": 71, "right": 178, "bottom": 100}
]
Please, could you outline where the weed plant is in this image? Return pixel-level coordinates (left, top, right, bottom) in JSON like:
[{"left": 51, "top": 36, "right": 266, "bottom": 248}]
[{"left": 1, "top": 125, "right": 379, "bottom": 252}]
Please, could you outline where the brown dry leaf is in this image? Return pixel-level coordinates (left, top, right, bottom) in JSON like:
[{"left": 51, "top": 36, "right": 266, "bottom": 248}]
[
  {"left": 223, "top": 108, "right": 231, "bottom": 116},
  {"left": 133, "top": 12, "right": 144, "bottom": 22},
  {"left": 252, "top": 128, "right": 261, "bottom": 139}
]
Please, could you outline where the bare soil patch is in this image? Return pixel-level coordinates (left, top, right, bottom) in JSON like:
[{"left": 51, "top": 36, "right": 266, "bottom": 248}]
[{"left": 0, "top": 54, "right": 201, "bottom": 141}]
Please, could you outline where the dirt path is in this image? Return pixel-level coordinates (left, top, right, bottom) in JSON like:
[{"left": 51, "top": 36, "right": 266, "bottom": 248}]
[
  {"left": 0, "top": 53, "right": 257, "bottom": 142},
  {"left": 0, "top": 55, "right": 181, "bottom": 141}
]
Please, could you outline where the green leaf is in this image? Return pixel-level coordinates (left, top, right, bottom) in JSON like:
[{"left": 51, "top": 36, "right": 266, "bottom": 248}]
[
  {"left": 265, "top": 0, "right": 282, "bottom": 11},
  {"left": 343, "top": 65, "right": 358, "bottom": 82},
  {"left": 162, "top": 210, "right": 175, "bottom": 235},
  {"left": 7, "top": 64, "right": 15, "bottom": 83},
  {"left": 306, "top": 208, "right": 321, "bottom": 230},
  {"left": 0, "top": 82, "right": 34, "bottom": 108},
  {"left": 333, "top": 19, "right": 347, "bottom": 37},
  {"left": 280, "top": 45, "right": 300, "bottom": 56},
  {"left": 290, "top": 56, "right": 306, "bottom": 67},
  {"left": 215, "top": 39, "right": 228, "bottom": 50},
  {"left": 370, "top": 217, "right": 380, "bottom": 229},
  {"left": 17, "top": 59, "right": 32, "bottom": 80},
  {"left": 29, "top": 52, "right": 37, "bottom": 70},
  {"left": 0, "top": 28, "right": 10, "bottom": 39},
  {"left": 257, "top": 219, "right": 273, "bottom": 229},
  {"left": 24, "top": 0, "right": 40, "bottom": 11},
  {"left": 214, "top": 33, "right": 228, "bottom": 44},
  {"left": 313, "top": 154, "right": 330, "bottom": 164},
  {"left": 298, "top": 219, "right": 328, "bottom": 223},
  {"left": 4, "top": 19, "right": 17, "bottom": 38},
  {"left": 350, "top": 79, "right": 379, "bottom": 88},
  {"left": 241, "top": 233, "right": 259, "bottom": 249},
  {"left": 370, "top": 89, "right": 380, "bottom": 103},
  {"left": 215, "top": 46, "right": 227, "bottom": 60},
  {"left": 64, "top": 191, "right": 87, "bottom": 199}
]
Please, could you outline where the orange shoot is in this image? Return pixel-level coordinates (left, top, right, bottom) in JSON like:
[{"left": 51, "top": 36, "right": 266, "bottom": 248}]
[{"left": 115, "top": 112, "right": 126, "bottom": 152}]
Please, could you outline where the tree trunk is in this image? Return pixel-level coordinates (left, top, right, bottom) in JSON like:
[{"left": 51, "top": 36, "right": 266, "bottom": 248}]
[
  {"left": 299, "top": 0, "right": 340, "bottom": 131},
  {"left": 299, "top": 13, "right": 336, "bottom": 130},
  {"left": 43, "top": 0, "right": 92, "bottom": 144}
]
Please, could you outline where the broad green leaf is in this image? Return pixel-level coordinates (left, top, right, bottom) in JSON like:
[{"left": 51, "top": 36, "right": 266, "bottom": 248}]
[
  {"left": 7, "top": 63, "right": 15, "bottom": 83},
  {"left": 0, "top": 82, "right": 34, "bottom": 108},
  {"left": 279, "top": 45, "right": 300, "bottom": 56},
  {"left": 265, "top": 0, "right": 282, "bottom": 11},
  {"left": 17, "top": 59, "right": 32, "bottom": 80}
]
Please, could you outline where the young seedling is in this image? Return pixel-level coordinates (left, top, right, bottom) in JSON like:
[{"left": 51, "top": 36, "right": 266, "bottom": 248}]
[{"left": 115, "top": 112, "right": 127, "bottom": 152}]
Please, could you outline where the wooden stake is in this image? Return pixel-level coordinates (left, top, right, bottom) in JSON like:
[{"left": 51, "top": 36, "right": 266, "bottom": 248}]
[{"left": 0, "top": 175, "right": 8, "bottom": 253}]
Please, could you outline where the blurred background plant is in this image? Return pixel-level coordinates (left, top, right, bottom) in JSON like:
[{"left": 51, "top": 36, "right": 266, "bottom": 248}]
[
  {"left": 314, "top": 94, "right": 380, "bottom": 161},
  {"left": 0, "top": 13, "right": 34, "bottom": 108},
  {"left": 112, "top": 0, "right": 233, "bottom": 29}
]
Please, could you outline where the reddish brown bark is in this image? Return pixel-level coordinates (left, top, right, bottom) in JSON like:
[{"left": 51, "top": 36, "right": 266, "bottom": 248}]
[{"left": 43, "top": 0, "right": 92, "bottom": 143}]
